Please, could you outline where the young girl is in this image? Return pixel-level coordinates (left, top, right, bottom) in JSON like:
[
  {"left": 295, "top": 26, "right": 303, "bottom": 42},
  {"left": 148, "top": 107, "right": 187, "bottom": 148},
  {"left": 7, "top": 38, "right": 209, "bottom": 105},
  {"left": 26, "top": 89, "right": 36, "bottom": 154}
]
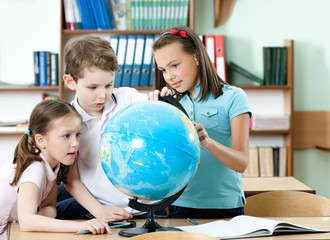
[
  {"left": 0, "top": 100, "right": 110, "bottom": 240},
  {"left": 149, "top": 25, "right": 252, "bottom": 218}
]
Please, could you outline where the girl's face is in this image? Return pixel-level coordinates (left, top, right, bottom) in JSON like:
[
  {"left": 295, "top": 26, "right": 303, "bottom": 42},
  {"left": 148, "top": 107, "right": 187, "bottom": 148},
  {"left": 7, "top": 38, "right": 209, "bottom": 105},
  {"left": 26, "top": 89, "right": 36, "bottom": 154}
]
[
  {"left": 72, "top": 67, "right": 115, "bottom": 119},
  {"left": 36, "top": 115, "right": 81, "bottom": 169},
  {"left": 154, "top": 42, "right": 199, "bottom": 96}
]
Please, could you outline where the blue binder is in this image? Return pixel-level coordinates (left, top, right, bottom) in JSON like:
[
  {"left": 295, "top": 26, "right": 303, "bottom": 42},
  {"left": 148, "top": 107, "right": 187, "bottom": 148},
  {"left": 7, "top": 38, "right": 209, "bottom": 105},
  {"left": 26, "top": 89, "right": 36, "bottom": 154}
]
[
  {"left": 121, "top": 35, "right": 136, "bottom": 86},
  {"left": 115, "top": 35, "right": 127, "bottom": 87},
  {"left": 38, "top": 51, "right": 48, "bottom": 86},
  {"left": 109, "top": 35, "right": 118, "bottom": 54},
  {"left": 131, "top": 35, "right": 145, "bottom": 87},
  {"left": 148, "top": 34, "right": 159, "bottom": 86},
  {"left": 140, "top": 35, "right": 154, "bottom": 86}
]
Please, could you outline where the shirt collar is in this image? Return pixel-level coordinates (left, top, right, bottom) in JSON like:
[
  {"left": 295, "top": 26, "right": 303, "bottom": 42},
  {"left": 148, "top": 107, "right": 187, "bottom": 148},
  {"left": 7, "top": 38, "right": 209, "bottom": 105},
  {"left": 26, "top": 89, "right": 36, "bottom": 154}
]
[
  {"left": 71, "top": 94, "right": 117, "bottom": 123},
  {"left": 40, "top": 154, "right": 60, "bottom": 182},
  {"left": 182, "top": 83, "right": 201, "bottom": 101}
]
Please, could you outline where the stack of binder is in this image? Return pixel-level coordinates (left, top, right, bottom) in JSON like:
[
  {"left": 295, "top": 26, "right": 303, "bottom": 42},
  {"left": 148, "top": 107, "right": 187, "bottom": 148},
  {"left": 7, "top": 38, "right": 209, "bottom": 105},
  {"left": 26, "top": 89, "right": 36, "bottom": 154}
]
[{"left": 112, "top": 34, "right": 159, "bottom": 87}]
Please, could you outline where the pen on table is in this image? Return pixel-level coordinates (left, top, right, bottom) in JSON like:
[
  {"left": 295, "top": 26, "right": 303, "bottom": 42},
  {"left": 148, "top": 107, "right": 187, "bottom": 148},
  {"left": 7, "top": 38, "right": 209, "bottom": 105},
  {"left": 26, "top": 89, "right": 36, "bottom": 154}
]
[
  {"left": 77, "top": 223, "right": 131, "bottom": 234},
  {"left": 187, "top": 218, "right": 199, "bottom": 225}
]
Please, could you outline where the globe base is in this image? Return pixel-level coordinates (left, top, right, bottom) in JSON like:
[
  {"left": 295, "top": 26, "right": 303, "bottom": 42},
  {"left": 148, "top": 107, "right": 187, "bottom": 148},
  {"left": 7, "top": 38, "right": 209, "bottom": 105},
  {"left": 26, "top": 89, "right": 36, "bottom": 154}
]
[
  {"left": 119, "top": 217, "right": 181, "bottom": 237},
  {"left": 119, "top": 187, "right": 186, "bottom": 237}
]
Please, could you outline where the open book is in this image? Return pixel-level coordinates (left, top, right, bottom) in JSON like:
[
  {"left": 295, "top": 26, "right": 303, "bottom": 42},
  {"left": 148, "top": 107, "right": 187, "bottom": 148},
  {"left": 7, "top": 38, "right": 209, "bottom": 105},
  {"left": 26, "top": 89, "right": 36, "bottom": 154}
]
[{"left": 176, "top": 215, "right": 328, "bottom": 239}]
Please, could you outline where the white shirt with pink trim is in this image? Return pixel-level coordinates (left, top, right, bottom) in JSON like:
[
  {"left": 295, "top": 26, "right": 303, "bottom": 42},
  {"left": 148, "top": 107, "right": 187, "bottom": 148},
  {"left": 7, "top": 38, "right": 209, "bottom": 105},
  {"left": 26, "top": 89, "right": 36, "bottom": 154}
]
[{"left": 0, "top": 155, "right": 59, "bottom": 239}]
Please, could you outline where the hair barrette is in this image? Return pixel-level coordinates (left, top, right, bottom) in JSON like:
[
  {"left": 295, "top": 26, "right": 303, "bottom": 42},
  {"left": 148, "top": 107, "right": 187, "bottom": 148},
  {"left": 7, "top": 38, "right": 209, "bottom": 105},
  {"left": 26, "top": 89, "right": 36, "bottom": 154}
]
[
  {"left": 25, "top": 129, "right": 31, "bottom": 136},
  {"left": 169, "top": 29, "right": 187, "bottom": 38}
]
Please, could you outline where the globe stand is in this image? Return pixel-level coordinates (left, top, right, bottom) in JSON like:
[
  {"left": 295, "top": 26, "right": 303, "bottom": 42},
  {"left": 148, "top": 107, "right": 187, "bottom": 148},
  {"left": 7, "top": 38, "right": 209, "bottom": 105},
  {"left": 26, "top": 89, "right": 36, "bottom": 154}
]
[{"left": 119, "top": 187, "right": 185, "bottom": 237}]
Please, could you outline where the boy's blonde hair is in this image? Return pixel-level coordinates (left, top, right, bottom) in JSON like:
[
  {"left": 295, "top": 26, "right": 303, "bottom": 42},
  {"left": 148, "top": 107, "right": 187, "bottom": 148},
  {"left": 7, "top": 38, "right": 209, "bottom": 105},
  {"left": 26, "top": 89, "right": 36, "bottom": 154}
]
[{"left": 64, "top": 35, "right": 118, "bottom": 81}]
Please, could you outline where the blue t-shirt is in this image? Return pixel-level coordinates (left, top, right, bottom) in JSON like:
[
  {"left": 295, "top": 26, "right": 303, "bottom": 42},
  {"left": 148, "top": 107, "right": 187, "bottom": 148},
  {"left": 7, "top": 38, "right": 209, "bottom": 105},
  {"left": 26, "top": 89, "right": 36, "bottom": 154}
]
[{"left": 174, "top": 84, "right": 251, "bottom": 209}]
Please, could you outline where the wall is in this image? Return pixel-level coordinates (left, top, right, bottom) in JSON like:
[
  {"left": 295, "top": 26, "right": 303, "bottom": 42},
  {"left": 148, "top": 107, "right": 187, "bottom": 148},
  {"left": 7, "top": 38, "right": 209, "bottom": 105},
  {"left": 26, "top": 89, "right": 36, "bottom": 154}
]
[
  {"left": 195, "top": 0, "right": 330, "bottom": 198},
  {"left": 0, "top": 0, "right": 61, "bottom": 167},
  {"left": 0, "top": 0, "right": 329, "bottom": 198}
]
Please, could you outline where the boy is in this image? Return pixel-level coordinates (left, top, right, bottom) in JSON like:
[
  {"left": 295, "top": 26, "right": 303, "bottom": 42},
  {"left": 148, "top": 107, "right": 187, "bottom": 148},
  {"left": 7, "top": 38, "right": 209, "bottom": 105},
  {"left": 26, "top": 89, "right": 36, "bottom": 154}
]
[{"left": 56, "top": 36, "right": 148, "bottom": 221}]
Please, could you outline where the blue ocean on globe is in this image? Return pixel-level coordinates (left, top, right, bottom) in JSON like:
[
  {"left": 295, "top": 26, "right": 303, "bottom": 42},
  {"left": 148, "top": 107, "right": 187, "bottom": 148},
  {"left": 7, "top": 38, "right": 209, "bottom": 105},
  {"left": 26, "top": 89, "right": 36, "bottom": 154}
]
[{"left": 100, "top": 101, "right": 200, "bottom": 200}]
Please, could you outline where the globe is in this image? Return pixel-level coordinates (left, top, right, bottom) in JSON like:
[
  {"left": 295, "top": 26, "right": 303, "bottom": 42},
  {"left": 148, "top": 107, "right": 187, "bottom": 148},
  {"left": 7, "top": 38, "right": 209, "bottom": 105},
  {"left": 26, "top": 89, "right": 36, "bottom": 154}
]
[{"left": 100, "top": 100, "right": 200, "bottom": 201}]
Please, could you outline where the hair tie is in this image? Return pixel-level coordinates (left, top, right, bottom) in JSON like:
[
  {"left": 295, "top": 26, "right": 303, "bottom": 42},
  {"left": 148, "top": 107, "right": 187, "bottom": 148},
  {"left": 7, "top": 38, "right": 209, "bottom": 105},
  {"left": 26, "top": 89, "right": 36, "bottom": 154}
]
[
  {"left": 162, "top": 29, "right": 189, "bottom": 39},
  {"left": 25, "top": 129, "right": 31, "bottom": 136}
]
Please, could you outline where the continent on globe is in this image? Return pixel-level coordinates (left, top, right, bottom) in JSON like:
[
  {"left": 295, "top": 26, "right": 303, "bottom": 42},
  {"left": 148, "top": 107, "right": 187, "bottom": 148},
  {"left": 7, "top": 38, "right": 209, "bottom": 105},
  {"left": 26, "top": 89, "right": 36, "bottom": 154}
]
[{"left": 100, "top": 101, "right": 200, "bottom": 200}]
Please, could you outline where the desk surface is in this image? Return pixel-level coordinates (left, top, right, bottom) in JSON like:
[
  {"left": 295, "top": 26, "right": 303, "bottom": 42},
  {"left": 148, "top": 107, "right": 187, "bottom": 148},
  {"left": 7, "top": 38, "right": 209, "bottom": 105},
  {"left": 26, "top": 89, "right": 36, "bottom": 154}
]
[
  {"left": 242, "top": 177, "right": 316, "bottom": 197},
  {"left": 9, "top": 217, "right": 330, "bottom": 240}
]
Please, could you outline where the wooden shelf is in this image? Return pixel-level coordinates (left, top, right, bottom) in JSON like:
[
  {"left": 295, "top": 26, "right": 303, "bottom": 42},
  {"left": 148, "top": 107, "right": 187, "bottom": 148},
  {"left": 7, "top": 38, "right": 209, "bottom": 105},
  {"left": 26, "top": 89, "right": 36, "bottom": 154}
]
[
  {"left": 59, "top": 0, "right": 195, "bottom": 99},
  {"left": 0, "top": 132, "right": 24, "bottom": 136},
  {"left": 62, "top": 29, "right": 163, "bottom": 35},
  {"left": 239, "top": 85, "right": 291, "bottom": 90},
  {"left": 0, "top": 86, "right": 59, "bottom": 92},
  {"left": 250, "top": 130, "right": 291, "bottom": 135}
]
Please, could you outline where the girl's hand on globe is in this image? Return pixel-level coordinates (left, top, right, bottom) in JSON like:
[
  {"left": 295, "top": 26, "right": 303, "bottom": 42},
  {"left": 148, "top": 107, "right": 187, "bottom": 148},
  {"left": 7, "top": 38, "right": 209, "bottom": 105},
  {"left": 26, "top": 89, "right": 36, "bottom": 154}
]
[
  {"left": 76, "top": 218, "right": 111, "bottom": 234},
  {"left": 96, "top": 206, "right": 133, "bottom": 222},
  {"left": 148, "top": 87, "right": 172, "bottom": 100},
  {"left": 193, "top": 121, "right": 212, "bottom": 148}
]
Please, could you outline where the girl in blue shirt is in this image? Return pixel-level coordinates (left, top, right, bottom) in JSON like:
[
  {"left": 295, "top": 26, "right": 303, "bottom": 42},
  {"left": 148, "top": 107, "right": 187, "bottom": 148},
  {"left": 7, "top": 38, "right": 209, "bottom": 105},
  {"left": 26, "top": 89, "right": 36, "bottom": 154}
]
[{"left": 149, "top": 25, "right": 251, "bottom": 218}]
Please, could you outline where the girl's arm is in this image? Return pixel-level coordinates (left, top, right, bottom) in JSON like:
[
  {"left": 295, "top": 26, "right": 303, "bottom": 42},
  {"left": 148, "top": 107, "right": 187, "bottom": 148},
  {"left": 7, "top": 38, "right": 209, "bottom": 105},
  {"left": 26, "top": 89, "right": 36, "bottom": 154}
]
[
  {"left": 37, "top": 184, "right": 58, "bottom": 218},
  {"left": 64, "top": 161, "right": 132, "bottom": 222},
  {"left": 194, "top": 113, "right": 250, "bottom": 173},
  {"left": 17, "top": 181, "right": 111, "bottom": 234}
]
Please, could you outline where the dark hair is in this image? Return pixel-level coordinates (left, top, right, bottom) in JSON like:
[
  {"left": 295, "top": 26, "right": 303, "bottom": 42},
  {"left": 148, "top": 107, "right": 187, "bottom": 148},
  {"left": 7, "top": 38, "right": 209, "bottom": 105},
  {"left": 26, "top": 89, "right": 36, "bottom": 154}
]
[
  {"left": 152, "top": 25, "right": 227, "bottom": 101},
  {"left": 64, "top": 35, "right": 119, "bottom": 81},
  {"left": 11, "top": 100, "right": 82, "bottom": 186}
]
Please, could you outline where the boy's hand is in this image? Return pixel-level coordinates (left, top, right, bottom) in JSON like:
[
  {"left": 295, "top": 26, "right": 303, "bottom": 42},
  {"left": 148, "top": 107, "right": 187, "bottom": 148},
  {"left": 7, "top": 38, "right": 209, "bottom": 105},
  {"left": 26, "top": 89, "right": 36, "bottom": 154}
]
[
  {"left": 148, "top": 87, "right": 172, "bottom": 100},
  {"left": 95, "top": 206, "right": 133, "bottom": 223},
  {"left": 76, "top": 218, "right": 111, "bottom": 235}
]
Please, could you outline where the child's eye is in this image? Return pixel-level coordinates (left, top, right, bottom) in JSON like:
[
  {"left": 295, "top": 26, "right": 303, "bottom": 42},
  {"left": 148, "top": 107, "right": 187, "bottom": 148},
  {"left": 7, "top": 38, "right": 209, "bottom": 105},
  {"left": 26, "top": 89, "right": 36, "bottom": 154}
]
[
  {"left": 64, "top": 134, "right": 70, "bottom": 139},
  {"left": 89, "top": 86, "right": 96, "bottom": 90},
  {"left": 105, "top": 84, "right": 112, "bottom": 88},
  {"left": 76, "top": 132, "right": 81, "bottom": 138},
  {"left": 173, "top": 64, "right": 179, "bottom": 68}
]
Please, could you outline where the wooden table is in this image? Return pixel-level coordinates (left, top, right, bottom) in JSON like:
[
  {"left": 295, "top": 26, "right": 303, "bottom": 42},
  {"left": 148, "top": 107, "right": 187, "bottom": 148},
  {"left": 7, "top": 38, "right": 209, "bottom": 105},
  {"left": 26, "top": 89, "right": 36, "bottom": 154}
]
[
  {"left": 9, "top": 217, "right": 330, "bottom": 240},
  {"left": 242, "top": 177, "right": 316, "bottom": 197}
]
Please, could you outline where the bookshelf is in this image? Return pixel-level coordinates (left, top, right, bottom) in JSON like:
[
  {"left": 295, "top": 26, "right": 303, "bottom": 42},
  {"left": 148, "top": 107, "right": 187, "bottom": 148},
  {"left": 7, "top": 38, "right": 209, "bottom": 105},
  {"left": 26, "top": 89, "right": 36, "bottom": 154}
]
[
  {"left": 0, "top": 87, "right": 60, "bottom": 136},
  {"left": 242, "top": 40, "right": 294, "bottom": 176},
  {"left": 58, "top": 0, "right": 196, "bottom": 99}
]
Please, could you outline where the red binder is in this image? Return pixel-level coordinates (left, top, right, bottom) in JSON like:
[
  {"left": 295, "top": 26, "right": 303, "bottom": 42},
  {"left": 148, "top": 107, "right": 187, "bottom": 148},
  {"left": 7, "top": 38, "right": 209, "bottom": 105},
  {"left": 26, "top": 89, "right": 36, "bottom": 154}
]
[
  {"left": 214, "top": 34, "right": 227, "bottom": 82},
  {"left": 204, "top": 35, "right": 216, "bottom": 68}
]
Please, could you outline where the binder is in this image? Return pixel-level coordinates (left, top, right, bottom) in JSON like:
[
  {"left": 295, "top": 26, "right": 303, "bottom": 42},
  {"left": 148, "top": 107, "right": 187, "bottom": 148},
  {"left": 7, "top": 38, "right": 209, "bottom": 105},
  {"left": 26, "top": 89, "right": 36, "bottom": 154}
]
[
  {"left": 109, "top": 35, "right": 119, "bottom": 54},
  {"left": 50, "top": 52, "right": 59, "bottom": 86},
  {"left": 149, "top": 56, "right": 155, "bottom": 87},
  {"left": 140, "top": 35, "right": 154, "bottom": 86},
  {"left": 90, "top": 0, "right": 100, "bottom": 29},
  {"left": 180, "top": 0, "right": 189, "bottom": 26},
  {"left": 204, "top": 35, "right": 216, "bottom": 68},
  {"left": 33, "top": 51, "right": 40, "bottom": 86},
  {"left": 121, "top": 35, "right": 136, "bottom": 86},
  {"left": 115, "top": 35, "right": 127, "bottom": 87},
  {"left": 131, "top": 35, "right": 145, "bottom": 87},
  {"left": 98, "top": 0, "right": 112, "bottom": 29},
  {"left": 104, "top": 0, "right": 117, "bottom": 29},
  {"left": 63, "top": 0, "right": 76, "bottom": 30},
  {"left": 214, "top": 34, "right": 227, "bottom": 82},
  {"left": 38, "top": 51, "right": 48, "bottom": 86},
  {"left": 110, "top": 0, "right": 126, "bottom": 30},
  {"left": 85, "top": 0, "right": 96, "bottom": 29},
  {"left": 72, "top": 0, "right": 82, "bottom": 29},
  {"left": 76, "top": 0, "right": 88, "bottom": 29},
  {"left": 148, "top": 34, "right": 159, "bottom": 86}
]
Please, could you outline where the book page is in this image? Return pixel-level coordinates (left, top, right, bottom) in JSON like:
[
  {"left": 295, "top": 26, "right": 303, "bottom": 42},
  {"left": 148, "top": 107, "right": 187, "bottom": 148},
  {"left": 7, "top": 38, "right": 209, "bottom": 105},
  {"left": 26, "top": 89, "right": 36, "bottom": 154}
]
[
  {"left": 177, "top": 216, "right": 274, "bottom": 238},
  {"left": 177, "top": 215, "right": 326, "bottom": 239}
]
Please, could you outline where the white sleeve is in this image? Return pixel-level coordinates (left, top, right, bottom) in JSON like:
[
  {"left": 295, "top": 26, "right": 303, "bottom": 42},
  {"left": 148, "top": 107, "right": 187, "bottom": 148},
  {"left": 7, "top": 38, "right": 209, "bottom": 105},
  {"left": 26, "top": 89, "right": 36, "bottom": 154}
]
[
  {"left": 115, "top": 87, "right": 148, "bottom": 105},
  {"left": 17, "top": 162, "right": 44, "bottom": 189}
]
